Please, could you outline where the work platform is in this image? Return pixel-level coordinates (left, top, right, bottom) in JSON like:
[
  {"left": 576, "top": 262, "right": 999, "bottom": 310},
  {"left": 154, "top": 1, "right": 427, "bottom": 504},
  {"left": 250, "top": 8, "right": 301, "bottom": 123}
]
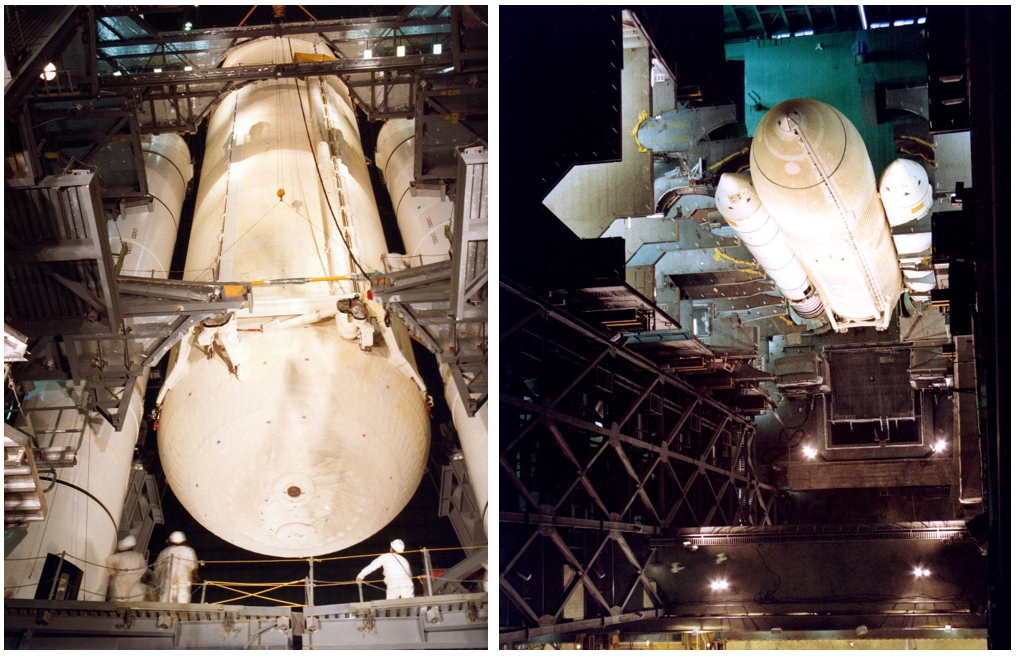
[{"left": 4, "top": 593, "right": 488, "bottom": 649}]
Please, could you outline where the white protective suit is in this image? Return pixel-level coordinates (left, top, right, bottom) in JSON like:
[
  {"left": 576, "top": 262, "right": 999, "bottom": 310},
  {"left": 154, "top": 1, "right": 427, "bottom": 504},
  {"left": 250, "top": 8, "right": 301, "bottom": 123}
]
[
  {"left": 357, "top": 552, "right": 415, "bottom": 599},
  {"left": 154, "top": 544, "right": 199, "bottom": 603},
  {"left": 106, "top": 550, "right": 149, "bottom": 602}
]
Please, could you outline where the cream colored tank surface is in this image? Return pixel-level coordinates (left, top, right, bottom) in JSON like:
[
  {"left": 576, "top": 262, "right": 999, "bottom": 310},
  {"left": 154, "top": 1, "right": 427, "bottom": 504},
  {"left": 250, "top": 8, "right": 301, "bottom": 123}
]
[
  {"left": 158, "top": 38, "right": 430, "bottom": 557},
  {"left": 750, "top": 98, "right": 902, "bottom": 329}
]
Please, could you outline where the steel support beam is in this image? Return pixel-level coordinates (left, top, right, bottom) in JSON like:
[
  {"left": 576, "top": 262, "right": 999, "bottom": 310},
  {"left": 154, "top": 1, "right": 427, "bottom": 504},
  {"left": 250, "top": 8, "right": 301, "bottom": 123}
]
[{"left": 500, "top": 279, "right": 778, "bottom": 639}]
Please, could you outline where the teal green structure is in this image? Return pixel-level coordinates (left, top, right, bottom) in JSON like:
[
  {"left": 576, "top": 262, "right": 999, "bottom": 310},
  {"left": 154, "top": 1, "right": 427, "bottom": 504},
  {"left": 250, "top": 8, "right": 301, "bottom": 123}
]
[{"left": 726, "top": 25, "right": 928, "bottom": 174}]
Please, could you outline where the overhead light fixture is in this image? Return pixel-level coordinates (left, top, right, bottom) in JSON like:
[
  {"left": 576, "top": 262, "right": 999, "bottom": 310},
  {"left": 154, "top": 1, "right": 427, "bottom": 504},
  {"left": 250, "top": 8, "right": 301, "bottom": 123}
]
[
  {"left": 913, "top": 566, "right": 931, "bottom": 578},
  {"left": 396, "top": 45, "right": 406, "bottom": 57},
  {"left": 858, "top": 5, "right": 869, "bottom": 30},
  {"left": 40, "top": 62, "right": 57, "bottom": 82},
  {"left": 184, "top": 66, "right": 193, "bottom": 72},
  {"left": 153, "top": 67, "right": 162, "bottom": 73},
  {"left": 112, "top": 70, "right": 122, "bottom": 77},
  {"left": 932, "top": 438, "right": 948, "bottom": 453},
  {"left": 803, "top": 445, "right": 818, "bottom": 459},
  {"left": 363, "top": 49, "right": 373, "bottom": 59},
  {"left": 709, "top": 579, "right": 729, "bottom": 592},
  {"left": 433, "top": 43, "right": 442, "bottom": 55}
]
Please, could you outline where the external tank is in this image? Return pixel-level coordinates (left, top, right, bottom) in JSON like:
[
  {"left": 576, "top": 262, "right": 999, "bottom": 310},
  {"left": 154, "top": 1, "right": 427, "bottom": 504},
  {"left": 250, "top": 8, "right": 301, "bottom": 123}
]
[
  {"left": 749, "top": 98, "right": 902, "bottom": 330},
  {"left": 157, "top": 38, "right": 430, "bottom": 557},
  {"left": 5, "top": 133, "right": 190, "bottom": 600}
]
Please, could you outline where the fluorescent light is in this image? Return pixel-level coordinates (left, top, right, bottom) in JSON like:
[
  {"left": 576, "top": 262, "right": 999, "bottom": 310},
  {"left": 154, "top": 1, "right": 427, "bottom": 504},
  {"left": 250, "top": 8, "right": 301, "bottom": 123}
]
[
  {"left": 112, "top": 70, "right": 122, "bottom": 76},
  {"left": 858, "top": 5, "right": 869, "bottom": 30},
  {"left": 363, "top": 49, "right": 373, "bottom": 59},
  {"left": 184, "top": 66, "right": 193, "bottom": 72},
  {"left": 153, "top": 67, "right": 162, "bottom": 73},
  {"left": 893, "top": 19, "right": 914, "bottom": 26},
  {"left": 794, "top": 29, "right": 814, "bottom": 37},
  {"left": 918, "top": 16, "right": 927, "bottom": 24},
  {"left": 433, "top": 43, "right": 442, "bottom": 55},
  {"left": 396, "top": 45, "right": 406, "bottom": 57},
  {"left": 771, "top": 32, "right": 791, "bottom": 39}
]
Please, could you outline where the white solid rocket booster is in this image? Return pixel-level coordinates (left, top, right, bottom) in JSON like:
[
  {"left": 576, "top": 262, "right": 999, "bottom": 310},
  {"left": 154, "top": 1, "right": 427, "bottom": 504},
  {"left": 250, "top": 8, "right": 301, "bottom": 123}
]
[
  {"left": 714, "top": 172, "right": 825, "bottom": 319},
  {"left": 5, "top": 133, "right": 191, "bottom": 600},
  {"left": 376, "top": 119, "right": 489, "bottom": 535},
  {"left": 879, "top": 158, "right": 933, "bottom": 227},
  {"left": 158, "top": 38, "right": 430, "bottom": 557},
  {"left": 750, "top": 98, "right": 902, "bottom": 330}
]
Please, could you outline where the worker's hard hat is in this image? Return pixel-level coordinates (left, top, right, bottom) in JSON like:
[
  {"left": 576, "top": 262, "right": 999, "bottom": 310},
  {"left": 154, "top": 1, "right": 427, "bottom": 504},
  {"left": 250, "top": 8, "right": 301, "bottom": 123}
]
[
  {"left": 169, "top": 531, "right": 187, "bottom": 545},
  {"left": 117, "top": 535, "right": 137, "bottom": 551},
  {"left": 390, "top": 539, "right": 405, "bottom": 553}
]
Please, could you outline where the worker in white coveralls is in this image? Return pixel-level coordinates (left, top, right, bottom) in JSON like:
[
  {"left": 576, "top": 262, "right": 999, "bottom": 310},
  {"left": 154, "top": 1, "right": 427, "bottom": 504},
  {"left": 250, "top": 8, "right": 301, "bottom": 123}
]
[
  {"left": 356, "top": 539, "right": 415, "bottom": 599},
  {"left": 154, "top": 531, "right": 200, "bottom": 603},
  {"left": 106, "top": 535, "right": 148, "bottom": 602}
]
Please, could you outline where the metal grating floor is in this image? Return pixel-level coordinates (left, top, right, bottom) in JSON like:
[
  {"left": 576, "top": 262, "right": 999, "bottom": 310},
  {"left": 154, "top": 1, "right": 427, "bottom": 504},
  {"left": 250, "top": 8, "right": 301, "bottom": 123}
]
[{"left": 828, "top": 347, "right": 914, "bottom": 421}]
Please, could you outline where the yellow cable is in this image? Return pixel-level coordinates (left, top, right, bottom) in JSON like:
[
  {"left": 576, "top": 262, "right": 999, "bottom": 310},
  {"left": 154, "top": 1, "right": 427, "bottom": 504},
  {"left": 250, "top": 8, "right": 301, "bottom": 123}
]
[
  {"left": 707, "top": 146, "right": 749, "bottom": 171},
  {"left": 631, "top": 109, "right": 650, "bottom": 153},
  {"left": 205, "top": 581, "right": 306, "bottom": 606},
  {"left": 712, "top": 248, "right": 763, "bottom": 275},
  {"left": 202, "top": 544, "right": 485, "bottom": 565},
  {"left": 204, "top": 580, "right": 305, "bottom": 587},
  {"left": 899, "top": 134, "right": 936, "bottom": 150}
]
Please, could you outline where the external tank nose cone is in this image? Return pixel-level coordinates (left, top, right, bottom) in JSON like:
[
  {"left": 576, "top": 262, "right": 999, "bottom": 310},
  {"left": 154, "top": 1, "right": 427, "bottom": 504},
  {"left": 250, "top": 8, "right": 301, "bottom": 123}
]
[{"left": 752, "top": 98, "right": 850, "bottom": 190}]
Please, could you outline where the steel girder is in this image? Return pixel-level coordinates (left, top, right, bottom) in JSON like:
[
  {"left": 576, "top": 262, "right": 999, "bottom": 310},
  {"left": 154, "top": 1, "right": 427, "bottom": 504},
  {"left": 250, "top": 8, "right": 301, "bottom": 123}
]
[{"left": 500, "top": 280, "right": 779, "bottom": 638}]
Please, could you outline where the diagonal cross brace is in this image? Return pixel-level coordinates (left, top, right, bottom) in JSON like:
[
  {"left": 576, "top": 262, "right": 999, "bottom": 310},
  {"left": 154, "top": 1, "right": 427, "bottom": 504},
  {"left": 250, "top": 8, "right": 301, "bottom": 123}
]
[
  {"left": 549, "top": 422, "right": 613, "bottom": 517},
  {"left": 550, "top": 533, "right": 613, "bottom": 623},
  {"left": 615, "top": 535, "right": 664, "bottom": 611},
  {"left": 500, "top": 577, "right": 541, "bottom": 625},
  {"left": 547, "top": 527, "right": 614, "bottom": 617},
  {"left": 611, "top": 439, "right": 662, "bottom": 525}
]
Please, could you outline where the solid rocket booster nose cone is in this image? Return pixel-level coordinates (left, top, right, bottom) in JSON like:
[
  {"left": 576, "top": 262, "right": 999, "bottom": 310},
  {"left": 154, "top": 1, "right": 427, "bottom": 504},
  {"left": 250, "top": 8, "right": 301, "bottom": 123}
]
[
  {"left": 715, "top": 173, "right": 760, "bottom": 220},
  {"left": 879, "top": 157, "right": 932, "bottom": 225}
]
